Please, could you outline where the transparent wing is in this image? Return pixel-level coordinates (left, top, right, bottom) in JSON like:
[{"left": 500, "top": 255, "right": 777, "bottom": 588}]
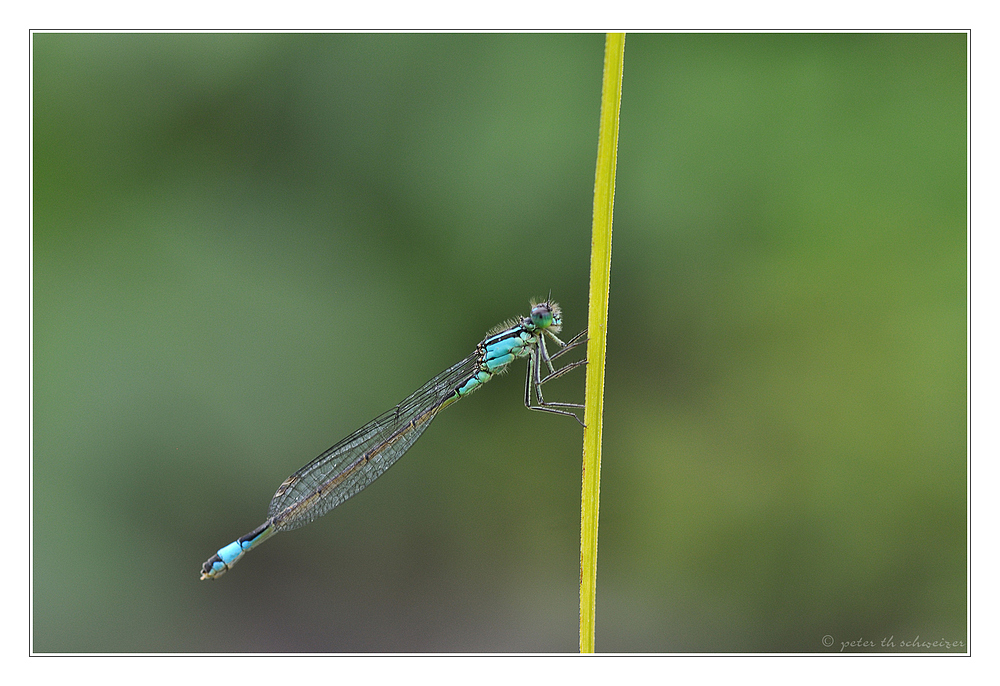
[{"left": 267, "top": 351, "right": 482, "bottom": 530}]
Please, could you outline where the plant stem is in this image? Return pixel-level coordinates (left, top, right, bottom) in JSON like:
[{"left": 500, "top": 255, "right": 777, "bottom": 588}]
[{"left": 579, "top": 32, "right": 625, "bottom": 655}]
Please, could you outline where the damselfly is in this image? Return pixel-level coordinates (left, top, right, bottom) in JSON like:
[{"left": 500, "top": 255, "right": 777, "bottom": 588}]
[{"left": 200, "top": 299, "right": 586, "bottom": 579}]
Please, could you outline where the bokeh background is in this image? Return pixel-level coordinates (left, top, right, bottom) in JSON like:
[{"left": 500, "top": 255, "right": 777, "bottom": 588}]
[{"left": 32, "top": 33, "right": 967, "bottom": 653}]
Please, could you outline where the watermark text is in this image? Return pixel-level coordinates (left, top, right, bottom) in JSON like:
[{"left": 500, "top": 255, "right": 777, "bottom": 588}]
[{"left": 821, "top": 634, "right": 966, "bottom": 652}]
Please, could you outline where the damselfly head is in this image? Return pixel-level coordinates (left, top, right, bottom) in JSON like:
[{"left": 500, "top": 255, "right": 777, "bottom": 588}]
[{"left": 528, "top": 299, "right": 562, "bottom": 332}]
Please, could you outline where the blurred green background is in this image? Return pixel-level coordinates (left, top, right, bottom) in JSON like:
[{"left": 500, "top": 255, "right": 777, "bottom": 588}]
[{"left": 32, "top": 33, "right": 967, "bottom": 653}]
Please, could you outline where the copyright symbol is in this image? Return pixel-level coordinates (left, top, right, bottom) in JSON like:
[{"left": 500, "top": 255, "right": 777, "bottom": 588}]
[{"left": 822, "top": 635, "right": 834, "bottom": 647}]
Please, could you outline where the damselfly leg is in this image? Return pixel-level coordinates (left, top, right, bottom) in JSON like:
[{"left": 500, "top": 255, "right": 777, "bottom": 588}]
[{"left": 525, "top": 328, "right": 588, "bottom": 424}]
